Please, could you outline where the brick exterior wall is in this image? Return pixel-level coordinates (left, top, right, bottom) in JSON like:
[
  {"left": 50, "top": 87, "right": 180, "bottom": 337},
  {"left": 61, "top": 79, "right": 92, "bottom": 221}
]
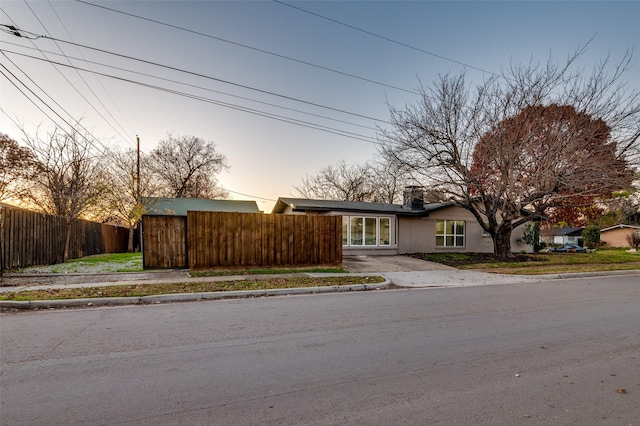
[{"left": 600, "top": 227, "right": 640, "bottom": 248}]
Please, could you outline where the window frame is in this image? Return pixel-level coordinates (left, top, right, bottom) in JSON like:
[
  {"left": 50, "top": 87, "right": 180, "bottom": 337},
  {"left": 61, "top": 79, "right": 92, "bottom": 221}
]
[
  {"left": 342, "top": 215, "right": 397, "bottom": 248},
  {"left": 435, "top": 219, "right": 465, "bottom": 248}
]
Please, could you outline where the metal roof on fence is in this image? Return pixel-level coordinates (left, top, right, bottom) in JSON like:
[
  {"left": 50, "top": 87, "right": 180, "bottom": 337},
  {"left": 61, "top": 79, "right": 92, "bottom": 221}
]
[{"left": 142, "top": 197, "right": 261, "bottom": 216}]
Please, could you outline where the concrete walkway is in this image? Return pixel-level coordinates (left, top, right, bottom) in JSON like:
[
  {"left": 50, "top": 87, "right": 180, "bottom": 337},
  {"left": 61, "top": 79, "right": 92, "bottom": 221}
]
[
  {"left": 0, "top": 269, "right": 543, "bottom": 294},
  {"left": 341, "top": 255, "right": 455, "bottom": 272},
  {"left": 0, "top": 255, "right": 523, "bottom": 293},
  {"left": 2, "top": 255, "right": 638, "bottom": 309}
]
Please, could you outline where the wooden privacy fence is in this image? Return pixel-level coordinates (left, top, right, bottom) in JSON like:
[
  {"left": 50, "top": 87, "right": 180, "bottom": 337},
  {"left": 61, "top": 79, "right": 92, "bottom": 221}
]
[
  {"left": 142, "top": 215, "right": 188, "bottom": 269},
  {"left": 141, "top": 212, "right": 342, "bottom": 269},
  {"left": 189, "top": 212, "right": 342, "bottom": 269},
  {"left": 0, "top": 204, "right": 128, "bottom": 272}
]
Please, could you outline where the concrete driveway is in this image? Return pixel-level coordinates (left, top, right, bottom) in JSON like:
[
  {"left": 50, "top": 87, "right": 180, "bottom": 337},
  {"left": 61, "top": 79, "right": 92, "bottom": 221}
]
[
  {"left": 341, "top": 255, "right": 543, "bottom": 287},
  {"left": 342, "top": 255, "right": 455, "bottom": 273}
]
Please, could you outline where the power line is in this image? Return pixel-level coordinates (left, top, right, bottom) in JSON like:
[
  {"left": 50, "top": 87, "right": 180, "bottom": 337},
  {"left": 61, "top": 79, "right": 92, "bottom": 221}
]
[
  {"left": 0, "top": 60, "right": 116, "bottom": 160},
  {"left": 46, "top": 0, "right": 137, "bottom": 144},
  {"left": 1, "top": 52, "right": 143, "bottom": 175},
  {"left": 220, "top": 187, "right": 277, "bottom": 202},
  {"left": 1, "top": 67, "right": 66, "bottom": 130},
  {"left": 2, "top": 49, "right": 379, "bottom": 144},
  {"left": 2, "top": 21, "right": 281, "bottom": 205},
  {"left": 1, "top": 64, "right": 161, "bottom": 213},
  {"left": 3, "top": 41, "right": 378, "bottom": 132},
  {"left": 0, "top": 24, "right": 390, "bottom": 124},
  {"left": 74, "top": 0, "right": 420, "bottom": 96},
  {"left": 14, "top": 4, "right": 134, "bottom": 148},
  {"left": 274, "top": 0, "right": 501, "bottom": 78}
]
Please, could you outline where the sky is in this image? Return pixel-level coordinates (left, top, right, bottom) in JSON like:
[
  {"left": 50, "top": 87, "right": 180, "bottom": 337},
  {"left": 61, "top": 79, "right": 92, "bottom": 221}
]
[{"left": 2, "top": 1, "right": 639, "bottom": 213}]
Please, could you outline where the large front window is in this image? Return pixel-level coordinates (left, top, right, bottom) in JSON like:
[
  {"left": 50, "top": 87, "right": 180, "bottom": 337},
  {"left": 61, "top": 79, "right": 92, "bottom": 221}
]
[
  {"left": 379, "top": 217, "right": 390, "bottom": 246},
  {"left": 436, "top": 220, "right": 465, "bottom": 247},
  {"left": 350, "top": 217, "right": 363, "bottom": 245},
  {"left": 343, "top": 216, "right": 396, "bottom": 247}
]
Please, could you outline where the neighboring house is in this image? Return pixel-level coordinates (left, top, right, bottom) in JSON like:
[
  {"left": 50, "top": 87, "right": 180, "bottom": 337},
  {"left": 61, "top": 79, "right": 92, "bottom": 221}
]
[
  {"left": 272, "top": 188, "right": 531, "bottom": 255},
  {"left": 142, "top": 197, "right": 261, "bottom": 216},
  {"left": 600, "top": 224, "right": 640, "bottom": 248},
  {"left": 539, "top": 227, "right": 584, "bottom": 246}
]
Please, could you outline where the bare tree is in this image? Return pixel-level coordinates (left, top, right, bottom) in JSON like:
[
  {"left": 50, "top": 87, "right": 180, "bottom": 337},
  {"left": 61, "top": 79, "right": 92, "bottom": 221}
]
[
  {"left": 148, "top": 134, "right": 228, "bottom": 199},
  {"left": 0, "top": 133, "right": 41, "bottom": 202},
  {"left": 380, "top": 50, "right": 639, "bottom": 257},
  {"left": 627, "top": 230, "right": 640, "bottom": 250},
  {"left": 296, "top": 159, "right": 416, "bottom": 204},
  {"left": 295, "top": 161, "right": 376, "bottom": 201},
  {"left": 99, "top": 148, "right": 161, "bottom": 252},
  {"left": 369, "top": 159, "right": 414, "bottom": 204},
  {"left": 21, "top": 125, "right": 108, "bottom": 260}
]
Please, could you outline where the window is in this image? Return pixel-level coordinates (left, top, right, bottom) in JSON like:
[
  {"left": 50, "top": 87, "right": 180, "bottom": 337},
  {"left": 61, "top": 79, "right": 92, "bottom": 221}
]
[
  {"left": 379, "top": 218, "right": 390, "bottom": 246},
  {"left": 342, "top": 217, "right": 349, "bottom": 246},
  {"left": 342, "top": 216, "right": 396, "bottom": 247},
  {"left": 436, "top": 220, "right": 465, "bottom": 247},
  {"left": 350, "top": 217, "right": 363, "bottom": 245},
  {"left": 363, "top": 217, "right": 376, "bottom": 245}
]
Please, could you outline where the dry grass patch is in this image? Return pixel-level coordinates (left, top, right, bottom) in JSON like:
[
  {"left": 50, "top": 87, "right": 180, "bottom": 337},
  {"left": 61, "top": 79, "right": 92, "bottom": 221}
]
[
  {"left": 411, "top": 249, "right": 640, "bottom": 274},
  {"left": 0, "top": 276, "right": 386, "bottom": 301}
]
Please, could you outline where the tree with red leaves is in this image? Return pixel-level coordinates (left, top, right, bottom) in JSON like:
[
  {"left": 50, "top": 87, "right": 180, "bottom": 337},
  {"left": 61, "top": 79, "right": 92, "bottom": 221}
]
[
  {"left": 469, "top": 104, "right": 632, "bottom": 253},
  {"left": 542, "top": 196, "right": 604, "bottom": 228},
  {"left": 380, "top": 50, "right": 639, "bottom": 257}
]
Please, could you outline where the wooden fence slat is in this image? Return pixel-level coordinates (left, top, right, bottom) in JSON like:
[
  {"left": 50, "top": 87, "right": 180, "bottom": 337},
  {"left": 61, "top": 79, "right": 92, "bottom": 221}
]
[
  {"left": 0, "top": 204, "right": 128, "bottom": 272},
  {"left": 145, "top": 211, "right": 342, "bottom": 270},
  {"left": 177, "top": 212, "right": 342, "bottom": 270},
  {"left": 143, "top": 215, "right": 188, "bottom": 269}
]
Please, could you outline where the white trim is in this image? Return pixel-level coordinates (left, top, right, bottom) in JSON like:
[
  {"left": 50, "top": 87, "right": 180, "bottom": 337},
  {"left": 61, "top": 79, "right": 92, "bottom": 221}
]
[
  {"left": 601, "top": 224, "right": 640, "bottom": 232},
  {"left": 342, "top": 215, "right": 398, "bottom": 248}
]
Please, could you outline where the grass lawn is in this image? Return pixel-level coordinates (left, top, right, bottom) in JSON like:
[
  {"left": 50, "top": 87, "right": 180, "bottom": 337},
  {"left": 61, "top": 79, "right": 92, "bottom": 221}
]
[
  {"left": 412, "top": 248, "right": 640, "bottom": 274},
  {"left": 0, "top": 276, "right": 386, "bottom": 301},
  {"left": 190, "top": 267, "right": 348, "bottom": 277},
  {"left": 4, "top": 253, "right": 379, "bottom": 301},
  {"left": 15, "top": 252, "right": 144, "bottom": 274},
  {"left": 14, "top": 253, "right": 347, "bottom": 276}
]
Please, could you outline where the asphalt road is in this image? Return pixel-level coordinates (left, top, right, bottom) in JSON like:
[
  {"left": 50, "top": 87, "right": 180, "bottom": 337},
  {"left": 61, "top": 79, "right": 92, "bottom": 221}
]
[{"left": 1, "top": 275, "right": 639, "bottom": 425}]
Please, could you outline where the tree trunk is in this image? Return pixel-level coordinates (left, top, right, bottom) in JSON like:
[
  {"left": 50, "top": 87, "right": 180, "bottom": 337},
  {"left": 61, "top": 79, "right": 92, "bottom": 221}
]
[
  {"left": 63, "top": 218, "right": 72, "bottom": 262},
  {"left": 128, "top": 224, "right": 135, "bottom": 253},
  {"left": 532, "top": 222, "right": 541, "bottom": 253},
  {"left": 492, "top": 225, "right": 514, "bottom": 258}
]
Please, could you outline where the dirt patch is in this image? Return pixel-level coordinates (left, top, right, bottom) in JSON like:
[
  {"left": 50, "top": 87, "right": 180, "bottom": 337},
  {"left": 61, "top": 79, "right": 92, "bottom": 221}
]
[
  {"left": 409, "top": 253, "right": 542, "bottom": 267},
  {"left": 0, "top": 276, "right": 386, "bottom": 301}
]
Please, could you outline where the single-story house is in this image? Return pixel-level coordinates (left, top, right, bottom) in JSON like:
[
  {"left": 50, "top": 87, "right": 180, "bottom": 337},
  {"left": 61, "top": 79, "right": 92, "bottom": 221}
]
[
  {"left": 142, "top": 197, "right": 261, "bottom": 216},
  {"left": 271, "top": 188, "right": 531, "bottom": 255},
  {"left": 600, "top": 224, "right": 640, "bottom": 248},
  {"left": 539, "top": 227, "right": 584, "bottom": 246}
]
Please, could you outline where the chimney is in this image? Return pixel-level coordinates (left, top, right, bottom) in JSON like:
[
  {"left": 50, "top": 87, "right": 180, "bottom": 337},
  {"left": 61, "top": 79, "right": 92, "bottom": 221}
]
[{"left": 403, "top": 186, "right": 424, "bottom": 210}]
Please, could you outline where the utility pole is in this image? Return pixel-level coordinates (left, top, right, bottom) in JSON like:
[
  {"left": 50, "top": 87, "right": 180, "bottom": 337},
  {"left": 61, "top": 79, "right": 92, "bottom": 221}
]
[
  {"left": 135, "top": 135, "right": 141, "bottom": 254},
  {"left": 136, "top": 135, "right": 141, "bottom": 202}
]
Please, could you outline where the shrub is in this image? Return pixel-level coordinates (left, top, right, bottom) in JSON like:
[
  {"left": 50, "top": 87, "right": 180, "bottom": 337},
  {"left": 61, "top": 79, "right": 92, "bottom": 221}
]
[
  {"left": 627, "top": 231, "right": 640, "bottom": 250},
  {"left": 522, "top": 223, "right": 542, "bottom": 252},
  {"left": 582, "top": 225, "right": 601, "bottom": 249}
]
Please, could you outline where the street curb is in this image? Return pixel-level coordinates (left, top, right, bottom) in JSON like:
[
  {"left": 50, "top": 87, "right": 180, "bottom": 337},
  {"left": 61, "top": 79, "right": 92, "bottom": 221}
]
[
  {"left": 0, "top": 281, "right": 390, "bottom": 310},
  {"left": 531, "top": 270, "right": 640, "bottom": 280}
]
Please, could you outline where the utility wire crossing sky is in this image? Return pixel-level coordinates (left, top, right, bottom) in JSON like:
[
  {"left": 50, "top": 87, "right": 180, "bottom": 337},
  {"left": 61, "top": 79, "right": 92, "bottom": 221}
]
[{"left": 1, "top": 1, "right": 638, "bottom": 211}]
